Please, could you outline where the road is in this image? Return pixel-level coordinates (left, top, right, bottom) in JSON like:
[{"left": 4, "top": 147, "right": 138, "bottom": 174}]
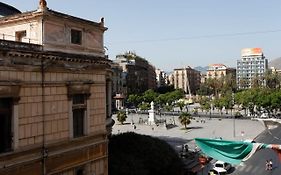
[{"left": 231, "top": 126, "right": 281, "bottom": 175}]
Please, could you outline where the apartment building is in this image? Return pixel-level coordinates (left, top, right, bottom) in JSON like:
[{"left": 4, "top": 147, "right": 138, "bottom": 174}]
[
  {"left": 0, "top": 1, "right": 112, "bottom": 175},
  {"left": 237, "top": 48, "right": 268, "bottom": 89},
  {"left": 206, "top": 64, "right": 236, "bottom": 79},
  {"left": 115, "top": 52, "right": 156, "bottom": 95},
  {"left": 173, "top": 67, "right": 201, "bottom": 94},
  {"left": 155, "top": 69, "right": 167, "bottom": 88}
]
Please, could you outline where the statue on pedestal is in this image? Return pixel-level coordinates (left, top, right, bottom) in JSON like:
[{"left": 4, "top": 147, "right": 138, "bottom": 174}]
[{"left": 148, "top": 101, "right": 155, "bottom": 125}]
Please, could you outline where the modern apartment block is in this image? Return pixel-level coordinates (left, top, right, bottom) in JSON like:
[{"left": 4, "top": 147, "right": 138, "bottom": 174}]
[
  {"left": 237, "top": 48, "right": 268, "bottom": 89},
  {"left": 206, "top": 64, "right": 236, "bottom": 80},
  {"left": 173, "top": 67, "right": 201, "bottom": 95},
  {"left": 0, "top": 1, "right": 112, "bottom": 175}
]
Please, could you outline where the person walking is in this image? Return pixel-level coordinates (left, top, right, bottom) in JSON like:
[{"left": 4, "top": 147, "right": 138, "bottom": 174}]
[
  {"left": 268, "top": 159, "right": 273, "bottom": 170},
  {"left": 265, "top": 160, "right": 269, "bottom": 170}
]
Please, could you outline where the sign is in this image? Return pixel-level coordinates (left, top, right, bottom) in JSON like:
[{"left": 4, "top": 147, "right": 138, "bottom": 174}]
[{"left": 241, "top": 48, "right": 262, "bottom": 56}]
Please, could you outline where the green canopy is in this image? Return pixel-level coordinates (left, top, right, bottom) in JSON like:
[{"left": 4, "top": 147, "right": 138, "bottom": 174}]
[{"left": 195, "top": 138, "right": 267, "bottom": 164}]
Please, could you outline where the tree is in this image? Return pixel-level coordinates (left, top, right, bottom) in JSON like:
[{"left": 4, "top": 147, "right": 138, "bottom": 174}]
[
  {"left": 142, "top": 89, "right": 158, "bottom": 103},
  {"left": 138, "top": 102, "right": 150, "bottom": 111},
  {"left": 265, "top": 70, "right": 281, "bottom": 89},
  {"left": 178, "top": 112, "right": 191, "bottom": 129},
  {"left": 127, "top": 94, "right": 142, "bottom": 108},
  {"left": 176, "top": 101, "right": 185, "bottom": 112},
  {"left": 109, "top": 132, "right": 183, "bottom": 175},
  {"left": 117, "top": 111, "right": 127, "bottom": 124}
]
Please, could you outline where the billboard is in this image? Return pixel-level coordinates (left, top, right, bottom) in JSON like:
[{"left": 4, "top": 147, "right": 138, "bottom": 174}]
[{"left": 241, "top": 48, "right": 262, "bottom": 56}]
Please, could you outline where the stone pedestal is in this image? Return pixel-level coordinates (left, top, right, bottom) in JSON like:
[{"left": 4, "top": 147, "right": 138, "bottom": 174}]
[
  {"left": 148, "top": 101, "right": 156, "bottom": 125},
  {"left": 148, "top": 109, "right": 156, "bottom": 125}
]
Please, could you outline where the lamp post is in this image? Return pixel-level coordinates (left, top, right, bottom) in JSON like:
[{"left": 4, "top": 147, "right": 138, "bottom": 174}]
[{"left": 232, "top": 92, "right": 235, "bottom": 138}]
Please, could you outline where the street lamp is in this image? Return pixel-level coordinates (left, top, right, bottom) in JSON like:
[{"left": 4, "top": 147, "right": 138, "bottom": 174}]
[{"left": 232, "top": 93, "right": 235, "bottom": 138}]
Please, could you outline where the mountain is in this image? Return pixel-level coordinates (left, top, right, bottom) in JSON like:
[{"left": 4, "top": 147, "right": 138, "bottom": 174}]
[
  {"left": 268, "top": 57, "right": 281, "bottom": 70},
  {"left": 193, "top": 66, "right": 208, "bottom": 73}
]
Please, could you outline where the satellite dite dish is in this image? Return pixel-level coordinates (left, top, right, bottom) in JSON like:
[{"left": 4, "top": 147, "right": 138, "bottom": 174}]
[{"left": 0, "top": 2, "right": 21, "bottom": 17}]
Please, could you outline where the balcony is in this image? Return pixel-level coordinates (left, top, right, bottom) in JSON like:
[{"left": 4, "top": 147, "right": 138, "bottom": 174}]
[{"left": 0, "top": 38, "right": 42, "bottom": 51}]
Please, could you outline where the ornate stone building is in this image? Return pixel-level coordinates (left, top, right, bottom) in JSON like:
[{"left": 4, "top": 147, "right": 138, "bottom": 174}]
[{"left": 0, "top": 1, "right": 112, "bottom": 175}]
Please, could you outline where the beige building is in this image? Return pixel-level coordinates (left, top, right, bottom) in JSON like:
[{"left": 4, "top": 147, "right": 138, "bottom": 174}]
[
  {"left": 0, "top": 1, "right": 112, "bottom": 175},
  {"left": 155, "top": 69, "right": 167, "bottom": 88},
  {"left": 206, "top": 64, "right": 236, "bottom": 79},
  {"left": 173, "top": 67, "right": 201, "bottom": 95},
  {"left": 114, "top": 52, "right": 156, "bottom": 95}
]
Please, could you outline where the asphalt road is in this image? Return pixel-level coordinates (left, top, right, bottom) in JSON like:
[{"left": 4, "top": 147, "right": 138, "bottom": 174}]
[{"left": 231, "top": 126, "right": 281, "bottom": 175}]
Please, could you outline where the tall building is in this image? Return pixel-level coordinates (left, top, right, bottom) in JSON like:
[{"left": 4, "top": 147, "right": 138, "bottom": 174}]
[
  {"left": 173, "top": 67, "right": 201, "bottom": 95},
  {"left": 237, "top": 48, "right": 268, "bottom": 89},
  {"left": 148, "top": 64, "right": 156, "bottom": 90},
  {"left": 114, "top": 52, "right": 156, "bottom": 95},
  {"left": 0, "top": 1, "right": 112, "bottom": 175},
  {"left": 111, "top": 62, "right": 126, "bottom": 110},
  {"left": 155, "top": 69, "right": 167, "bottom": 88},
  {"left": 206, "top": 64, "right": 236, "bottom": 79}
]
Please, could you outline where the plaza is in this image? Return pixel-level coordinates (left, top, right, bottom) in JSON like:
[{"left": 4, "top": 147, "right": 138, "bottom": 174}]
[{"left": 112, "top": 113, "right": 265, "bottom": 174}]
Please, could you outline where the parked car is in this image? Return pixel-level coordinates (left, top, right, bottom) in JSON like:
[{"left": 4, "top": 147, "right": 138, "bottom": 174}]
[
  {"left": 208, "top": 167, "right": 227, "bottom": 175},
  {"left": 213, "top": 160, "right": 232, "bottom": 172}
]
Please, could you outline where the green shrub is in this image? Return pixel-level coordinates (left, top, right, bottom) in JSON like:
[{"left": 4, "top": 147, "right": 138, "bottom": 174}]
[{"left": 109, "top": 132, "right": 183, "bottom": 175}]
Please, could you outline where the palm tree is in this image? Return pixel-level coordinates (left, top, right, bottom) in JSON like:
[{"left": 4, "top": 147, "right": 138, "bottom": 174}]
[
  {"left": 117, "top": 111, "right": 127, "bottom": 124},
  {"left": 177, "top": 101, "right": 185, "bottom": 112},
  {"left": 178, "top": 112, "right": 191, "bottom": 129}
]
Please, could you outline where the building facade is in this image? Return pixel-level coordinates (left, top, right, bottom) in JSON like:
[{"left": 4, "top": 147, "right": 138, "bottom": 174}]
[
  {"left": 111, "top": 62, "right": 125, "bottom": 110},
  {"left": 206, "top": 64, "right": 236, "bottom": 80},
  {"left": 0, "top": 1, "right": 112, "bottom": 175},
  {"left": 173, "top": 67, "right": 201, "bottom": 95},
  {"left": 155, "top": 69, "right": 167, "bottom": 88},
  {"left": 148, "top": 64, "right": 156, "bottom": 90},
  {"left": 237, "top": 48, "right": 268, "bottom": 89},
  {"left": 114, "top": 52, "right": 156, "bottom": 95}
]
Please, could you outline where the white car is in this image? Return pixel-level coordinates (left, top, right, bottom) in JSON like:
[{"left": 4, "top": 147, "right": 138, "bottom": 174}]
[
  {"left": 208, "top": 167, "right": 227, "bottom": 175},
  {"left": 213, "top": 160, "right": 232, "bottom": 172}
]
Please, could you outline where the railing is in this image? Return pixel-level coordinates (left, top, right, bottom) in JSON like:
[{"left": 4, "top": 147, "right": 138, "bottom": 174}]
[
  {"left": 0, "top": 33, "right": 39, "bottom": 44},
  {"left": 0, "top": 39, "right": 42, "bottom": 51}
]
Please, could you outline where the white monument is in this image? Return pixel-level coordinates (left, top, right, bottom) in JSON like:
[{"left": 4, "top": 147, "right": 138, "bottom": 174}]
[{"left": 148, "top": 101, "right": 156, "bottom": 125}]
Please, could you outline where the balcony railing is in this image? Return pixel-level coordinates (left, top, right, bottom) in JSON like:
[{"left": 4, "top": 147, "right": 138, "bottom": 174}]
[
  {"left": 0, "top": 39, "right": 42, "bottom": 51},
  {"left": 0, "top": 33, "right": 39, "bottom": 44}
]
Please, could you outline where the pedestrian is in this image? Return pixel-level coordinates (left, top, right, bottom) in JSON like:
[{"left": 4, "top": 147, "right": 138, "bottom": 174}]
[
  {"left": 268, "top": 159, "right": 273, "bottom": 170},
  {"left": 265, "top": 160, "right": 269, "bottom": 170},
  {"left": 133, "top": 124, "right": 136, "bottom": 130}
]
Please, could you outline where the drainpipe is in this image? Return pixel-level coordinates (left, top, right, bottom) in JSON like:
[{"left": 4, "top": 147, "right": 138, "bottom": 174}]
[{"left": 41, "top": 15, "right": 47, "bottom": 175}]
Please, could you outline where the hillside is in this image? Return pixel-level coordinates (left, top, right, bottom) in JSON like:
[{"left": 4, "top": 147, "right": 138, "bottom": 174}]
[{"left": 269, "top": 57, "right": 281, "bottom": 69}]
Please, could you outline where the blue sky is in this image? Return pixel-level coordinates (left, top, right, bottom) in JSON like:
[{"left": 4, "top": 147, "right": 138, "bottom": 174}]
[{"left": 2, "top": 0, "right": 281, "bottom": 71}]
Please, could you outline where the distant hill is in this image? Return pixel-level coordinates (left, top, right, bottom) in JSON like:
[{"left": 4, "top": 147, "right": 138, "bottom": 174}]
[
  {"left": 269, "top": 57, "right": 281, "bottom": 69},
  {"left": 194, "top": 66, "right": 208, "bottom": 73}
]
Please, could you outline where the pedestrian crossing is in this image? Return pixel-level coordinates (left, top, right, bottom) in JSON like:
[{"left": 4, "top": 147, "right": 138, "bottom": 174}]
[{"left": 233, "top": 163, "right": 274, "bottom": 174}]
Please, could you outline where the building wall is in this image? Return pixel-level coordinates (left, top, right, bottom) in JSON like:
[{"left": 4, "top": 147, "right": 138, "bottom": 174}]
[
  {"left": 0, "top": 70, "right": 106, "bottom": 147},
  {"left": 0, "top": 11, "right": 105, "bottom": 57},
  {"left": 173, "top": 67, "right": 200, "bottom": 95},
  {"left": 237, "top": 51, "right": 268, "bottom": 89},
  {"left": 43, "top": 15, "right": 105, "bottom": 56},
  {"left": 0, "top": 43, "right": 110, "bottom": 175},
  {"left": 0, "top": 17, "right": 42, "bottom": 44}
]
